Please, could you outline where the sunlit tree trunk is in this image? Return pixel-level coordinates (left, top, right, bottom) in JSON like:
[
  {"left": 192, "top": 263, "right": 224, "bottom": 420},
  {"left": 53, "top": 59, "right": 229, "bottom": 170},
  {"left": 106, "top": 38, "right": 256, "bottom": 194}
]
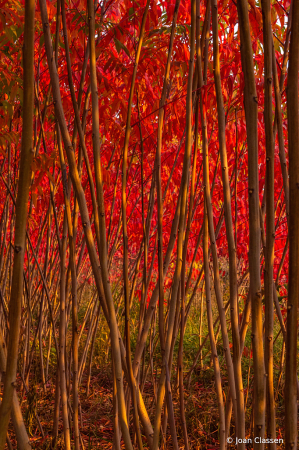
[
  {"left": 39, "top": 1, "right": 133, "bottom": 448},
  {"left": 0, "top": 0, "right": 35, "bottom": 447},
  {"left": 0, "top": 328, "right": 32, "bottom": 450},
  {"left": 211, "top": 0, "right": 245, "bottom": 443},
  {"left": 152, "top": 1, "right": 196, "bottom": 447},
  {"left": 203, "top": 198, "right": 225, "bottom": 450},
  {"left": 119, "top": 0, "right": 150, "bottom": 447},
  {"left": 236, "top": 1, "right": 265, "bottom": 446},
  {"left": 58, "top": 214, "right": 71, "bottom": 450},
  {"left": 57, "top": 124, "right": 80, "bottom": 449},
  {"left": 156, "top": 0, "right": 181, "bottom": 365},
  {"left": 261, "top": 0, "right": 276, "bottom": 446}
]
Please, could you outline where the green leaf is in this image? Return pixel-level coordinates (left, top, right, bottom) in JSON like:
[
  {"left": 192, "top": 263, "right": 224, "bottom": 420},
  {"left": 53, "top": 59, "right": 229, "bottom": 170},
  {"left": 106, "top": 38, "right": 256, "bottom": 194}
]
[
  {"left": 114, "top": 38, "right": 130, "bottom": 57},
  {"left": 71, "top": 11, "right": 81, "bottom": 24},
  {"left": 39, "top": 33, "right": 44, "bottom": 48}
]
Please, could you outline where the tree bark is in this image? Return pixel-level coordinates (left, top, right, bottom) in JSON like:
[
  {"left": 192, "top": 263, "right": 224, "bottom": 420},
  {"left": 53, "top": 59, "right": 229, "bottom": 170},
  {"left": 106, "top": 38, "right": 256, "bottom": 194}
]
[
  {"left": 119, "top": 1, "right": 150, "bottom": 448},
  {"left": 285, "top": 0, "right": 299, "bottom": 448},
  {"left": 211, "top": 0, "right": 245, "bottom": 443},
  {"left": 236, "top": 1, "right": 265, "bottom": 446},
  {"left": 261, "top": 0, "right": 276, "bottom": 446},
  {"left": 152, "top": 1, "right": 196, "bottom": 447},
  {"left": 0, "top": 0, "right": 35, "bottom": 446},
  {"left": 203, "top": 199, "right": 225, "bottom": 450}
]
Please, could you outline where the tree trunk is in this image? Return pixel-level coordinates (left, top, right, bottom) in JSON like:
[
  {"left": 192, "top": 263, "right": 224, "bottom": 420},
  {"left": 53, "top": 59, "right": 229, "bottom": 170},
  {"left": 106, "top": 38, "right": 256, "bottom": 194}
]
[
  {"left": 261, "top": 0, "right": 276, "bottom": 446},
  {"left": 211, "top": 0, "right": 245, "bottom": 443},
  {"left": 0, "top": 0, "right": 35, "bottom": 446},
  {"left": 285, "top": 0, "right": 299, "bottom": 448},
  {"left": 236, "top": 1, "right": 265, "bottom": 446}
]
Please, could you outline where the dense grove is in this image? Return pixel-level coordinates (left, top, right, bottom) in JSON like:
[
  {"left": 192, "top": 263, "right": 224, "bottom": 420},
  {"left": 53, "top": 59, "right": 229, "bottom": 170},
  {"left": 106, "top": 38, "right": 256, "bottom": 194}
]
[{"left": 0, "top": 0, "right": 298, "bottom": 449}]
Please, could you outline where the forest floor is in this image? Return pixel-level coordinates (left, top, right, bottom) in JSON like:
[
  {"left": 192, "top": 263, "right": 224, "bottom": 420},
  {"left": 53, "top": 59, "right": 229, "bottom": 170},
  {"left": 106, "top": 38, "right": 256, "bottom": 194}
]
[
  {"left": 5, "top": 292, "right": 289, "bottom": 449},
  {"left": 7, "top": 359, "right": 287, "bottom": 449}
]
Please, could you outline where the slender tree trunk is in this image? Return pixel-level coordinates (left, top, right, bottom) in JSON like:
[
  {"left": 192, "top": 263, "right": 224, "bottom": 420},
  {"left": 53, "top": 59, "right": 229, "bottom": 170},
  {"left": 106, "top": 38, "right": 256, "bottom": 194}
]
[
  {"left": 285, "top": 0, "right": 299, "bottom": 448},
  {"left": 59, "top": 214, "right": 71, "bottom": 450},
  {"left": 52, "top": 369, "right": 60, "bottom": 449},
  {"left": 211, "top": 0, "right": 245, "bottom": 443},
  {"left": 86, "top": 305, "right": 100, "bottom": 396},
  {"left": 203, "top": 199, "right": 226, "bottom": 450},
  {"left": 40, "top": 1, "right": 133, "bottom": 448},
  {"left": 0, "top": 328, "right": 32, "bottom": 450},
  {"left": 261, "top": 0, "right": 276, "bottom": 446},
  {"left": 152, "top": 1, "right": 196, "bottom": 447},
  {"left": 156, "top": 0, "right": 181, "bottom": 381},
  {"left": 0, "top": 0, "right": 35, "bottom": 446},
  {"left": 112, "top": 357, "right": 121, "bottom": 450},
  {"left": 236, "top": 1, "right": 265, "bottom": 446},
  {"left": 119, "top": 1, "right": 150, "bottom": 448},
  {"left": 57, "top": 122, "right": 80, "bottom": 449}
]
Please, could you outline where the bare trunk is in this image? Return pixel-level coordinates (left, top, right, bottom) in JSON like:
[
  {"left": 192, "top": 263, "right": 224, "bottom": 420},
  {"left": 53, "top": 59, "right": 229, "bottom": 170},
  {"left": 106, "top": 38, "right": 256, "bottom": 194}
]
[
  {"left": 261, "top": 0, "right": 276, "bottom": 446},
  {"left": 211, "top": 0, "right": 244, "bottom": 442},
  {"left": 236, "top": 1, "right": 265, "bottom": 446},
  {"left": 285, "top": 0, "right": 299, "bottom": 447},
  {"left": 203, "top": 199, "right": 225, "bottom": 450},
  {"left": 0, "top": 0, "right": 35, "bottom": 446}
]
